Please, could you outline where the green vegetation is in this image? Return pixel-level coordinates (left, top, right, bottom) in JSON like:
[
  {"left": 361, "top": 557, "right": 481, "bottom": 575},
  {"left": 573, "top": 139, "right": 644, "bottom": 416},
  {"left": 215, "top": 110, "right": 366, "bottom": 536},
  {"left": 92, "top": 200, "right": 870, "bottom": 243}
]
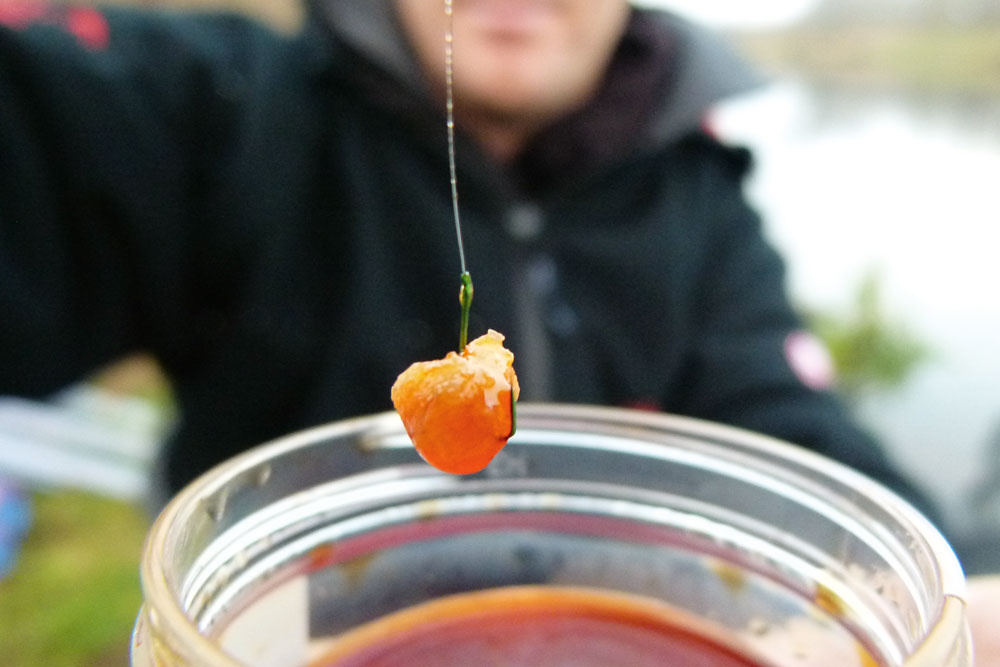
[
  {"left": 806, "top": 271, "right": 933, "bottom": 403},
  {"left": 0, "top": 491, "right": 149, "bottom": 666},
  {"left": 734, "top": 24, "right": 1000, "bottom": 96}
]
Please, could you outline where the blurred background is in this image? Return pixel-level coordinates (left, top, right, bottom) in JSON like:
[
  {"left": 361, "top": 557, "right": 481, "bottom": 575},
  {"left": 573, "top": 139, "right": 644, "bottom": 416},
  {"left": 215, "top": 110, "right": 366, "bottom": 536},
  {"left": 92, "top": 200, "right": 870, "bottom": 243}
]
[{"left": 1, "top": 0, "right": 998, "bottom": 664}]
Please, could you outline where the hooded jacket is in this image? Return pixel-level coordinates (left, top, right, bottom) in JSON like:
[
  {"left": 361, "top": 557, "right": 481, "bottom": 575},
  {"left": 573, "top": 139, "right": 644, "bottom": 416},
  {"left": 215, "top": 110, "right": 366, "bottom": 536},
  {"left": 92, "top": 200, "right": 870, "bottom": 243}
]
[{"left": 0, "top": 1, "right": 934, "bottom": 518}]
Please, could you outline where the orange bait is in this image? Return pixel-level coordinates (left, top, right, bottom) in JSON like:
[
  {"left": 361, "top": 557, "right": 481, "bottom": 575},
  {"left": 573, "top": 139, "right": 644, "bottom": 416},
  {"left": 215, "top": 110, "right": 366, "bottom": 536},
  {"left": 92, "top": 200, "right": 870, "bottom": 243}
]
[{"left": 391, "top": 329, "right": 519, "bottom": 474}]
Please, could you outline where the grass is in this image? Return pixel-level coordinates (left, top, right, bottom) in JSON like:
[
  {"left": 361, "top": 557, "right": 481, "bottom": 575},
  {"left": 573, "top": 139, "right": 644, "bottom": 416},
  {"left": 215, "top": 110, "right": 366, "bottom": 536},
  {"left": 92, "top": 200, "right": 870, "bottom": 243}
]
[
  {"left": 734, "top": 24, "right": 1000, "bottom": 96},
  {"left": 0, "top": 490, "right": 150, "bottom": 666},
  {"left": 0, "top": 355, "right": 169, "bottom": 666}
]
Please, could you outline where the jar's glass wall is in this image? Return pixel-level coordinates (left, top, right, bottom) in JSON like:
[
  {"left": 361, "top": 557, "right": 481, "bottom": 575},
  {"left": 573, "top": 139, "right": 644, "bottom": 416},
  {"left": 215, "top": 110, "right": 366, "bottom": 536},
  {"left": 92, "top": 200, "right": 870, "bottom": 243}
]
[{"left": 132, "top": 405, "right": 970, "bottom": 666}]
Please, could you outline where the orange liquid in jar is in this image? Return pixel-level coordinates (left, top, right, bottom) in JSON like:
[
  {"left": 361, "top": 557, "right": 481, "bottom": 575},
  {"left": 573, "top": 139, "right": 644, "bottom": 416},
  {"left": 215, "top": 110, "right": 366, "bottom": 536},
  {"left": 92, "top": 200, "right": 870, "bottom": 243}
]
[{"left": 311, "top": 585, "right": 773, "bottom": 667}]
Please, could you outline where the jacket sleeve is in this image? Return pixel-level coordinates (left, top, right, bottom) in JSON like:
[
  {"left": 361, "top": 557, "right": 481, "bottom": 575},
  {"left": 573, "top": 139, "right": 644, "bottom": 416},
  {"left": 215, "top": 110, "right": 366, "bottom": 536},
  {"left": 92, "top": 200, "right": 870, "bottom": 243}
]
[
  {"left": 0, "top": 6, "right": 271, "bottom": 396},
  {"left": 672, "top": 136, "right": 943, "bottom": 522}
]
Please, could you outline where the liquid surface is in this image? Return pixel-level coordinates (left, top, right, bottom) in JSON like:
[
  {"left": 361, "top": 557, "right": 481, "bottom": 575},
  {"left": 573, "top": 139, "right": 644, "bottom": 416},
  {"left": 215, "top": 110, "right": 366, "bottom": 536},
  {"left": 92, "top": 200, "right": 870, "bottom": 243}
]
[{"left": 311, "top": 585, "right": 770, "bottom": 667}]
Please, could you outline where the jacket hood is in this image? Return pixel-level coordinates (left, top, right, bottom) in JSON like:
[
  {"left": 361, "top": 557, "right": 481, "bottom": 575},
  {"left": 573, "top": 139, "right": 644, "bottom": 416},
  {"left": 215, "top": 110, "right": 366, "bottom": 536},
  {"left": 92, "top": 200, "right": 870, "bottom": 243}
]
[
  {"left": 309, "top": 0, "right": 762, "bottom": 146},
  {"left": 309, "top": 0, "right": 426, "bottom": 99},
  {"left": 645, "top": 10, "right": 766, "bottom": 140}
]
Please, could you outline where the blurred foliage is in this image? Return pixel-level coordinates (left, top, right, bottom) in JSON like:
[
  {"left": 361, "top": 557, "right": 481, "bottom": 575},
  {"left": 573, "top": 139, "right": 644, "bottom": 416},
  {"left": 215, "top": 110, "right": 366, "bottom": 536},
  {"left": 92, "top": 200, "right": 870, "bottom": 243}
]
[
  {"left": 735, "top": 24, "right": 1000, "bottom": 96},
  {"left": 806, "top": 271, "right": 933, "bottom": 402},
  {"left": 0, "top": 491, "right": 148, "bottom": 666}
]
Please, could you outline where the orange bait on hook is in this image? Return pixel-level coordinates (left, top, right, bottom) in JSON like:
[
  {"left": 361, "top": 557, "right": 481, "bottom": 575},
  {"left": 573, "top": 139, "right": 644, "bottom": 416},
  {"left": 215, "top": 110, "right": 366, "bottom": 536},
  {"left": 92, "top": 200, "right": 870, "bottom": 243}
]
[{"left": 391, "top": 329, "right": 519, "bottom": 474}]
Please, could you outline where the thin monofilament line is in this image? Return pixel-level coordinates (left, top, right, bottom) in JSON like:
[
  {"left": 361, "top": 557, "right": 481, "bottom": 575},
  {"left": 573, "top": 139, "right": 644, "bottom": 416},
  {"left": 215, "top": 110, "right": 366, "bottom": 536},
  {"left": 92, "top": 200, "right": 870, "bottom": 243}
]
[{"left": 444, "top": 0, "right": 467, "bottom": 275}]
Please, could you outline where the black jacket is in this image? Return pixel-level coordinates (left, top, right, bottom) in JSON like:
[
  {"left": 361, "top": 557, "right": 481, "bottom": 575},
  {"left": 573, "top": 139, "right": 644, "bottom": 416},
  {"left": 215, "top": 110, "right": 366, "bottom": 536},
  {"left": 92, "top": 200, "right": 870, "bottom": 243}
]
[{"left": 0, "top": 3, "right": 934, "bottom": 518}]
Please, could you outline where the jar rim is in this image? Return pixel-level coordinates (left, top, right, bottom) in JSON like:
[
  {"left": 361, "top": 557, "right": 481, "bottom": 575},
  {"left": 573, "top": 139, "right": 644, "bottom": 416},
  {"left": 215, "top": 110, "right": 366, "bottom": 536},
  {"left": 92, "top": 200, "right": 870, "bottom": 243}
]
[{"left": 138, "top": 404, "right": 967, "bottom": 665}]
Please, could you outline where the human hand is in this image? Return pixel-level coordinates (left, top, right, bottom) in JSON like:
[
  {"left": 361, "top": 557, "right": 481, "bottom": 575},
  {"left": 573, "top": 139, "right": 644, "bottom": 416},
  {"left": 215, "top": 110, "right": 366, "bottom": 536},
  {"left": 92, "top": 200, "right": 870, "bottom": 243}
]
[{"left": 965, "top": 575, "right": 1000, "bottom": 666}]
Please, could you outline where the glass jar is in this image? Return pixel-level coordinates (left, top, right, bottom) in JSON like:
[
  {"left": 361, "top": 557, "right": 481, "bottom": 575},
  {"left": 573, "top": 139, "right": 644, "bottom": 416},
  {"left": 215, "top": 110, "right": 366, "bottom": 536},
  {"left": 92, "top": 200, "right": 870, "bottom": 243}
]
[{"left": 132, "top": 404, "right": 971, "bottom": 666}]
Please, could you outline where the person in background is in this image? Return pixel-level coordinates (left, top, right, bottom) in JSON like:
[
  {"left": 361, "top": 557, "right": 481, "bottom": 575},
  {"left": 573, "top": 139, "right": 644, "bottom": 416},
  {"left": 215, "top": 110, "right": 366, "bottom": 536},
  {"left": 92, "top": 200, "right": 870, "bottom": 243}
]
[
  {"left": 0, "top": 0, "right": 985, "bottom": 567},
  {"left": 0, "top": 0, "right": 923, "bottom": 509},
  {"left": 7, "top": 1, "right": 1000, "bottom": 659}
]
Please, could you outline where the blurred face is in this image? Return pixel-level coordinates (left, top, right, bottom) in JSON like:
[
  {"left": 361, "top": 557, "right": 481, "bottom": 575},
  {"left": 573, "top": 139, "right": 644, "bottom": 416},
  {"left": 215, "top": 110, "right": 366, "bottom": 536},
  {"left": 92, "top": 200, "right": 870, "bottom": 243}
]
[{"left": 396, "top": 0, "right": 631, "bottom": 156}]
